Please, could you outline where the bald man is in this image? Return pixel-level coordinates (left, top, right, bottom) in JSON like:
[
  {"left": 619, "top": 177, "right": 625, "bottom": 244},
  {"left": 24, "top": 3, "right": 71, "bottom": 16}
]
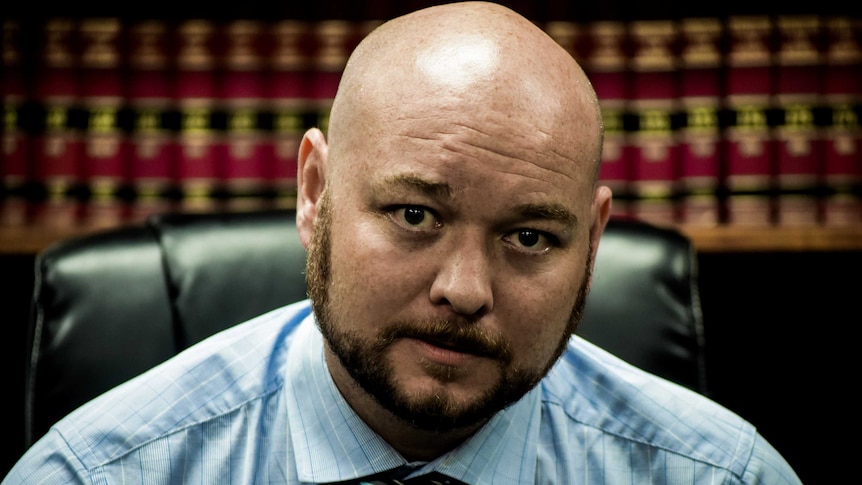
[{"left": 4, "top": 2, "right": 800, "bottom": 484}]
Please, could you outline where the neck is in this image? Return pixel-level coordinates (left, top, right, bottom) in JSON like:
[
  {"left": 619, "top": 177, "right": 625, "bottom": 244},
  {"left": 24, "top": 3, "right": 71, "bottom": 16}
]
[{"left": 324, "top": 348, "right": 485, "bottom": 461}]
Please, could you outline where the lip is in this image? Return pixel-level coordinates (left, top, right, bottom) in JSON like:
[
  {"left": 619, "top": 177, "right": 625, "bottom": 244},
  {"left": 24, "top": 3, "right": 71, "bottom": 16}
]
[{"left": 411, "top": 338, "right": 480, "bottom": 367}]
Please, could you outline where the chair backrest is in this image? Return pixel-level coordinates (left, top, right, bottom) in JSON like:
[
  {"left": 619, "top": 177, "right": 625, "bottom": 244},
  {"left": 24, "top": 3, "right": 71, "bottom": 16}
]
[{"left": 23, "top": 210, "right": 706, "bottom": 449}]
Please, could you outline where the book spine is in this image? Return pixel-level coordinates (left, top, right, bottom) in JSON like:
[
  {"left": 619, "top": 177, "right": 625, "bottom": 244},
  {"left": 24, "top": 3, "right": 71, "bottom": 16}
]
[
  {"left": 220, "top": 20, "right": 270, "bottom": 211},
  {"left": 822, "top": 16, "right": 862, "bottom": 226},
  {"left": 723, "top": 16, "right": 776, "bottom": 226},
  {"left": 677, "top": 17, "right": 723, "bottom": 227},
  {"left": 1, "top": 19, "right": 31, "bottom": 226},
  {"left": 584, "top": 20, "right": 633, "bottom": 219},
  {"left": 628, "top": 19, "right": 680, "bottom": 226},
  {"left": 78, "top": 17, "right": 129, "bottom": 228},
  {"left": 175, "top": 19, "right": 222, "bottom": 213},
  {"left": 308, "top": 20, "right": 353, "bottom": 133},
  {"left": 32, "top": 18, "right": 84, "bottom": 228},
  {"left": 773, "top": 15, "right": 823, "bottom": 227},
  {"left": 127, "top": 20, "right": 178, "bottom": 222},
  {"left": 268, "top": 20, "right": 313, "bottom": 209}
]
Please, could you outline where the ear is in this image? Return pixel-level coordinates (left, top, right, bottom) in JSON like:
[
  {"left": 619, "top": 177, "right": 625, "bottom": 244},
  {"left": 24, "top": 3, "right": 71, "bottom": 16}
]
[
  {"left": 296, "top": 127, "right": 329, "bottom": 248},
  {"left": 587, "top": 185, "right": 613, "bottom": 274}
]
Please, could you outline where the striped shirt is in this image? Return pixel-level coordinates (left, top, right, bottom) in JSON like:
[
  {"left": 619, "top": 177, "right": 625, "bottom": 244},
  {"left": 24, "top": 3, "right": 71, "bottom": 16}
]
[{"left": 4, "top": 300, "right": 801, "bottom": 484}]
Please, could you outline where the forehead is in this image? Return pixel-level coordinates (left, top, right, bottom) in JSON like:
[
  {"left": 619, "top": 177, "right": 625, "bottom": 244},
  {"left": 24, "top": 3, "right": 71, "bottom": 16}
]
[
  {"left": 399, "top": 97, "right": 586, "bottom": 172},
  {"left": 329, "top": 51, "right": 601, "bottom": 211},
  {"left": 337, "top": 110, "right": 593, "bottom": 214}
]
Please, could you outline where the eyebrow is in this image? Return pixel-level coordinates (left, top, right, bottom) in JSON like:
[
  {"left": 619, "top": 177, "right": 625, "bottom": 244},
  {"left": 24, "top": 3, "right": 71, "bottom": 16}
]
[
  {"left": 375, "top": 173, "right": 454, "bottom": 200},
  {"left": 516, "top": 203, "right": 580, "bottom": 229}
]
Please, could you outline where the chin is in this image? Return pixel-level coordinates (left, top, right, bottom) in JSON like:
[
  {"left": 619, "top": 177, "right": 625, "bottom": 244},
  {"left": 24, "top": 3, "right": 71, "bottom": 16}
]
[{"left": 381, "top": 368, "right": 536, "bottom": 433}]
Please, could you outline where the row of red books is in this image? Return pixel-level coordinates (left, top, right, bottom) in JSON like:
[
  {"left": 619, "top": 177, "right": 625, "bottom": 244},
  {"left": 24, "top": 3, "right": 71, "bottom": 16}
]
[
  {"left": 545, "top": 16, "right": 862, "bottom": 227},
  {"left": 2, "top": 17, "right": 360, "bottom": 227},
  {"left": 2, "top": 15, "right": 861, "bottom": 229}
]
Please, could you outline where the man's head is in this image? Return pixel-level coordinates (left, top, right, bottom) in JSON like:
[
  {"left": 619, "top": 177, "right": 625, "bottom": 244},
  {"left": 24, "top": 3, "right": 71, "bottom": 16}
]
[{"left": 296, "top": 0, "right": 612, "bottom": 452}]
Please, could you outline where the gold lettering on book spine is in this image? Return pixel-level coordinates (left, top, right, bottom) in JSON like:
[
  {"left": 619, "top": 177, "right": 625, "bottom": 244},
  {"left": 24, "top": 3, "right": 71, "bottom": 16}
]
[
  {"left": 80, "top": 19, "right": 121, "bottom": 68},
  {"left": 226, "top": 21, "right": 263, "bottom": 70},
  {"left": 130, "top": 22, "right": 168, "bottom": 69},
  {"left": 640, "top": 110, "right": 672, "bottom": 133},
  {"left": 588, "top": 22, "right": 626, "bottom": 71},
  {"left": 777, "top": 16, "right": 820, "bottom": 66},
  {"left": 183, "top": 108, "right": 211, "bottom": 134},
  {"left": 229, "top": 109, "right": 256, "bottom": 133},
  {"left": 178, "top": 21, "right": 215, "bottom": 69},
  {"left": 728, "top": 17, "right": 772, "bottom": 66},
  {"left": 687, "top": 107, "right": 718, "bottom": 132},
  {"left": 46, "top": 107, "right": 67, "bottom": 131},
  {"left": 680, "top": 19, "right": 721, "bottom": 67},
  {"left": 631, "top": 21, "right": 676, "bottom": 71},
  {"left": 136, "top": 110, "right": 161, "bottom": 133},
  {"left": 44, "top": 19, "right": 75, "bottom": 67},
  {"left": 272, "top": 21, "right": 309, "bottom": 70},
  {"left": 3, "top": 20, "right": 21, "bottom": 65},
  {"left": 89, "top": 107, "right": 117, "bottom": 133},
  {"left": 315, "top": 20, "right": 352, "bottom": 71}
]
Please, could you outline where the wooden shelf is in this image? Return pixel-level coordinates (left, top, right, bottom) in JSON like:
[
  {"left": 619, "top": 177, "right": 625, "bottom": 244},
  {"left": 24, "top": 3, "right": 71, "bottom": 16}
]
[
  {"left": 2, "top": 220, "right": 862, "bottom": 254},
  {"left": 676, "top": 224, "right": 862, "bottom": 253},
  {"left": 0, "top": 224, "right": 114, "bottom": 254}
]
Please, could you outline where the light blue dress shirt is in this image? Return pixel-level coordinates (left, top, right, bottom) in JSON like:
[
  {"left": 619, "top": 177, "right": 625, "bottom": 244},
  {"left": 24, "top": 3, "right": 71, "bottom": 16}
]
[{"left": 4, "top": 300, "right": 801, "bottom": 484}]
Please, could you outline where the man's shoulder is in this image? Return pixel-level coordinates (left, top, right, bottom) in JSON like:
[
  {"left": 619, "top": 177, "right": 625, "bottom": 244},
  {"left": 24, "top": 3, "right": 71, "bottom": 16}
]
[
  {"left": 540, "top": 335, "right": 758, "bottom": 478},
  {"left": 48, "top": 301, "right": 314, "bottom": 471}
]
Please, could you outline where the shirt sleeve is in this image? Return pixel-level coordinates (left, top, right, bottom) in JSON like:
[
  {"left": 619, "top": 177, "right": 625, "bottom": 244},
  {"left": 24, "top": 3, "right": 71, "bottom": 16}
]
[
  {"left": 740, "top": 432, "right": 803, "bottom": 484},
  {"left": 2, "top": 429, "right": 89, "bottom": 485}
]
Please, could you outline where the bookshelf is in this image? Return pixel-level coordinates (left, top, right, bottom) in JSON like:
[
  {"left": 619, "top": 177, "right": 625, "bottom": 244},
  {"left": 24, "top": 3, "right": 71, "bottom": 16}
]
[{"left": 2, "top": 3, "right": 861, "bottom": 254}]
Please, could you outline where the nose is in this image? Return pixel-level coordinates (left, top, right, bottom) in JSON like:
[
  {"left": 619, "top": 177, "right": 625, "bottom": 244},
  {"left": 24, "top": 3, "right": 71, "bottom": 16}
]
[{"left": 429, "top": 238, "right": 494, "bottom": 317}]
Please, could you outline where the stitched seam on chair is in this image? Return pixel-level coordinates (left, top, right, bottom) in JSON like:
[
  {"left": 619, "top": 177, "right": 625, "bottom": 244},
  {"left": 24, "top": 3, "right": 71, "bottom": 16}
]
[
  {"left": 686, "top": 242, "right": 709, "bottom": 396},
  {"left": 147, "top": 216, "right": 188, "bottom": 354},
  {"left": 24, "top": 253, "right": 47, "bottom": 448}
]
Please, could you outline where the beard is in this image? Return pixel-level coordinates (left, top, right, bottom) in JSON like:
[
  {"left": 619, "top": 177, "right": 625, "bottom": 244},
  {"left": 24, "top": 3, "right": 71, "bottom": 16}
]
[{"left": 306, "top": 192, "right": 592, "bottom": 433}]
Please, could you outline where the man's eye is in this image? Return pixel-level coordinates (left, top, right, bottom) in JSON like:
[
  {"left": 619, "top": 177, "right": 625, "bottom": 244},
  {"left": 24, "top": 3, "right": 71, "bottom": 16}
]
[
  {"left": 392, "top": 206, "right": 439, "bottom": 230},
  {"left": 506, "top": 229, "right": 556, "bottom": 253}
]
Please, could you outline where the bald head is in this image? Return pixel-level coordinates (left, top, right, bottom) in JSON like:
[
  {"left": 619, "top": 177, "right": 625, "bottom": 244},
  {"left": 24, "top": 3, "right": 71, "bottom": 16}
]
[{"left": 324, "top": 1, "right": 603, "bottom": 185}]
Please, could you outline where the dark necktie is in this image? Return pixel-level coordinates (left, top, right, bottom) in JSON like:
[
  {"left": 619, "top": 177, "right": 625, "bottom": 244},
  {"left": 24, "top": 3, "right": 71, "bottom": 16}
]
[{"left": 357, "top": 471, "right": 468, "bottom": 484}]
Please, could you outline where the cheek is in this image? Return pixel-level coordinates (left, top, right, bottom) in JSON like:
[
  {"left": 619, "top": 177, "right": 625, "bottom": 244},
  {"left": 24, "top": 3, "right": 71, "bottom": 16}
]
[
  {"left": 327, "top": 217, "right": 432, "bottom": 314},
  {"left": 502, "top": 271, "right": 581, "bottom": 362}
]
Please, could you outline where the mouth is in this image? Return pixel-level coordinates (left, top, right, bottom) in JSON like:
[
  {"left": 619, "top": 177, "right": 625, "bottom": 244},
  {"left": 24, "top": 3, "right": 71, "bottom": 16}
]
[
  {"left": 412, "top": 337, "right": 483, "bottom": 367},
  {"left": 381, "top": 320, "right": 512, "bottom": 365},
  {"left": 418, "top": 331, "right": 501, "bottom": 358},
  {"left": 422, "top": 336, "right": 466, "bottom": 351}
]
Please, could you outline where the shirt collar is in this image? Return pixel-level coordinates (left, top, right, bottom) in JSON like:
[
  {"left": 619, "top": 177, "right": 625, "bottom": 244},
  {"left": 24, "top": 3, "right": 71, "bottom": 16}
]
[
  {"left": 428, "top": 389, "right": 541, "bottom": 484},
  {"left": 286, "top": 309, "right": 541, "bottom": 484}
]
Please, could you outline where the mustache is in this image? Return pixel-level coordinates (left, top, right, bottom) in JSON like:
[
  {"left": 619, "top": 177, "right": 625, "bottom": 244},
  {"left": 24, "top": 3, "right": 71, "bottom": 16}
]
[{"left": 379, "top": 320, "right": 513, "bottom": 362}]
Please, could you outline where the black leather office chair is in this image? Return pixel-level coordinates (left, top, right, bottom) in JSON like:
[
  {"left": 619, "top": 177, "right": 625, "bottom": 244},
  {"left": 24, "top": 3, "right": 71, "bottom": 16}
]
[{"left": 22, "top": 210, "right": 706, "bottom": 451}]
